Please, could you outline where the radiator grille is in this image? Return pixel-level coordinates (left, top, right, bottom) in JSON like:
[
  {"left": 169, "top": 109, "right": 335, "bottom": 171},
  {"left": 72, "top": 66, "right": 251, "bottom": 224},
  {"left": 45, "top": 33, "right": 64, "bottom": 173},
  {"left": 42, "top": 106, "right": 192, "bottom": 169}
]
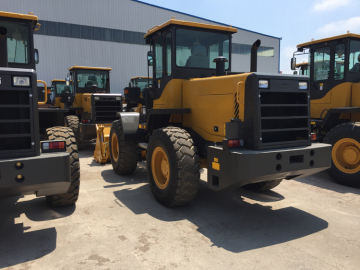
[
  {"left": 258, "top": 90, "right": 310, "bottom": 149},
  {"left": 0, "top": 89, "right": 34, "bottom": 154},
  {"left": 93, "top": 96, "right": 122, "bottom": 122}
]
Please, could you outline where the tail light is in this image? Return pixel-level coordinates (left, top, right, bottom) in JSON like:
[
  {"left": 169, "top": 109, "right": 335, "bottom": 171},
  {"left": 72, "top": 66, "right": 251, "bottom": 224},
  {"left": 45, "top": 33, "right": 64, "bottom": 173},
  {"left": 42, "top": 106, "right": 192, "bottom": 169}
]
[
  {"left": 41, "top": 140, "right": 66, "bottom": 153},
  {"left": 228, "top": 139, "right": 244, "bottom": 148},
  {"left": 311, "top": 133, "right": 317, "bottom": 141},
  {"left": 83, "top": 119, "right": 91, "bottom": 123}
]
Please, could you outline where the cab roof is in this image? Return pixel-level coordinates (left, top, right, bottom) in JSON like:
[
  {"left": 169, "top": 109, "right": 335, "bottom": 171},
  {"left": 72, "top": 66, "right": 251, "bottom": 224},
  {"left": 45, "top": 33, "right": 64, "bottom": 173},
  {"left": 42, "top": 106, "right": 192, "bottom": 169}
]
[
  {"left": 68, "top": 66, "right": 112, "bottom": 71},
  {"left": 131, "top": 76, "right": 153, "bottom": 80},
  {"left": 144, "top": 18, "right": 237, "bottom": 39},
  {"left": 296, "top": 62, "right": 308, "bottom": 67},
  {"left": 297, "top": 33, "right": 360, "bottom": 48},
  {"left": 0, "top": 11, "right": 39, "bottom": 30}
]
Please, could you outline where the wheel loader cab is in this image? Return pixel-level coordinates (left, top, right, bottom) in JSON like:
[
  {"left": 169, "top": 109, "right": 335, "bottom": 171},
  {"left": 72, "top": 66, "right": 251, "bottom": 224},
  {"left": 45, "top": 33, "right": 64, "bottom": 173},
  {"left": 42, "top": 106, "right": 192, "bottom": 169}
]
[
  {"left": 292, "top": 33, "right": 360, "bottom": 186},
  {"left": 295, "top": 62, "right": 309, "bottom": 76},
  {"left": 51, "top": 79, "right": 73, "bottom": 107},
  {"left": 144, "top": 19, "right": 236, "bottom": 107},
  {"left": 292, "top": 33, "right": 360, "bottom": 107}
]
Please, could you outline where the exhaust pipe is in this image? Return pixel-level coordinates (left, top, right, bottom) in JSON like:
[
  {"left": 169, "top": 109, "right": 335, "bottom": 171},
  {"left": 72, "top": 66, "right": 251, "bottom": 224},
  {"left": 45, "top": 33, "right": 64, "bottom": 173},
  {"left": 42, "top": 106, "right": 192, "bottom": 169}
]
[
  {"left": 250, "top": 39, "right": 261, "bottom": 72},
  {"left": 213, "top": 56, "right": 228, "bottom": 76},
  {"left": 0, "top": 27, "right": 8, "bottom": 67}
]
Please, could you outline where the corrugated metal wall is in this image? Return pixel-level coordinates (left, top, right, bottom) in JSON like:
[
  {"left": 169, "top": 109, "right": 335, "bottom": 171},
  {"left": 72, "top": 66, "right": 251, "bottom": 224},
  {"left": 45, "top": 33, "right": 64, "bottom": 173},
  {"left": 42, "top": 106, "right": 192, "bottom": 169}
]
[{"left": 1, "top": 0, "right": 280, "bottom": 93}]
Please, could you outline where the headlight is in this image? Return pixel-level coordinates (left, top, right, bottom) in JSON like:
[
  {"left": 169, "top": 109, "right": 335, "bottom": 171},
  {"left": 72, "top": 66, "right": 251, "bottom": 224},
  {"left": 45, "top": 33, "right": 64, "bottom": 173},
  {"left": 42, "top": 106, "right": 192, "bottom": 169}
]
[
  {"left": 94, "top": 96, "right": 100, "bottom": 100},
  {"left": 299, "top": 82, "right": 308, "bottom": 90},
  {"left": 116, "top": 97, "right": 121, "bottom": 100},
  {"left": 259, "top": 80, "right": 269, "bottom": 89},
  {"left": 13, "top": 76, "right": 30, "bottom": 86}
]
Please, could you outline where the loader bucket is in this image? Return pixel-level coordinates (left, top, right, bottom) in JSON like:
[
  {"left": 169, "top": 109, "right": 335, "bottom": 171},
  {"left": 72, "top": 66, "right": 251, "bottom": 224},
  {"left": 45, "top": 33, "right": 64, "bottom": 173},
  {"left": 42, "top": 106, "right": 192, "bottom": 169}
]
[{"left": 93, "top": 124, "right": 112, "bottom": 164}]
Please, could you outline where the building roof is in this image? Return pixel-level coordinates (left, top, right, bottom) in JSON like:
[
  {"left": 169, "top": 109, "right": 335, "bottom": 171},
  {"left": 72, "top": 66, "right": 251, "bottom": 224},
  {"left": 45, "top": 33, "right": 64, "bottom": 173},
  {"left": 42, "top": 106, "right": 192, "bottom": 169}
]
[
  {"left": 297, "top": 33, "right": 360, "bottom": 48},
  {"left": 144, "top": 18, "right": 237, "bottom": 38},
  {"left": 134, "top": 0, "right": 281, "bottom": 40},
  {"left": 68, "top": 66, "right": 112, "bottom": 71}
]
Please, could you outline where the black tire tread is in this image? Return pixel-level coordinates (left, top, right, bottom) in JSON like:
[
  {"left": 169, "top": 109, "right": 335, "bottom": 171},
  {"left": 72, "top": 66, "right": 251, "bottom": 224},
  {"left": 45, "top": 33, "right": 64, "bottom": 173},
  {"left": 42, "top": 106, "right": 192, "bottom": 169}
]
[
  {"left": 45, "top": 126, "right": 80, "bottom": 206},
  {"left": 109, "top": 120, "right": 138, "bottom": 175},
  {"left": 244, "top": 179, "right": 283, "bottom": 191},
  {"left": 147, "top": 127, "right": 200, "bottom": 207},
  {"left": 65, "top": 115, "right": 81, "bottom": 149}
]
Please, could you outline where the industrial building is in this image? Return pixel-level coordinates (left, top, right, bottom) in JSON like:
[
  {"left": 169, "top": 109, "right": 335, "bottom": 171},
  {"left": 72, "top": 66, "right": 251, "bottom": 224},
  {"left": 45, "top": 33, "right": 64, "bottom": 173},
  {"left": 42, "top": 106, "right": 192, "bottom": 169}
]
[{"left": 1, "top": 0, "right": 281, "bottom": 93}]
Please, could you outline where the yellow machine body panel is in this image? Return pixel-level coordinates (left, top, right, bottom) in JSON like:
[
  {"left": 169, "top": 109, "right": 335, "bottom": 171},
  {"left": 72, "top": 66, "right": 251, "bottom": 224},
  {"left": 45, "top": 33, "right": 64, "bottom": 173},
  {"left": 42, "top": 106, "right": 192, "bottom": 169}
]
[
  {"left": 81, "top": 93, "right": 92, "bottom": 113},
  {"left": 182, "top": 73, "right": 250, "bottom": 142},
  {"left": 153, "top": 79, "right": 184, "bottom": 109},
  {"left": 351, "top": 82, "right": 360, "bottom": 122},
  {"left": 311, "top": 82, "right": 354, "bottom": 119}
]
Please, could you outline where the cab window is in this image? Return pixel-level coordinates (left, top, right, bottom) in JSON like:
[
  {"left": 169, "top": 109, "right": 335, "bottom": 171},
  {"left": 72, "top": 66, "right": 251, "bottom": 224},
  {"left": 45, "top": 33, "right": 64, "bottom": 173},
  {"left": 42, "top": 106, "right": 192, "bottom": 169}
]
[
  {"left": 313, "top": 47, "right": 330, "bottom": 81},
  {"left": 154, "top": 38, "right": 163, "bottom": 79},
  {"left": 1, "top": 20, "right": 30, "bottom": 64},
  {"left": 334, "top": 44, "right": 345, "bottom": 80},
  {"left": 166, "top": 33, "right": 172, "bottom": 76},
  {"left": 76, "top": 70, "right": 109, "bottom": 88},
  {"left": 349, "top": 40, "right": 360, "bottom": 73},
  {"left": 175, "top": 28, "right": 230, "bottom": 69}
]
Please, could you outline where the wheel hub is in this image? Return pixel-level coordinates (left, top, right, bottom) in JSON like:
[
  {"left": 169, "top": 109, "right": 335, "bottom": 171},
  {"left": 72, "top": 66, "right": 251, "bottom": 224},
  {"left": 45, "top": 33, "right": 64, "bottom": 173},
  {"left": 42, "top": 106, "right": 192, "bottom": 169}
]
[
  {"left": 332, "top": 138, "right": 360, "bottom": 174},
  {"left": 151, "top": 147, "right": 170, "bottom": 189},
  {"left": 343, "top": 146, "right": 360, "bottom": 165}
]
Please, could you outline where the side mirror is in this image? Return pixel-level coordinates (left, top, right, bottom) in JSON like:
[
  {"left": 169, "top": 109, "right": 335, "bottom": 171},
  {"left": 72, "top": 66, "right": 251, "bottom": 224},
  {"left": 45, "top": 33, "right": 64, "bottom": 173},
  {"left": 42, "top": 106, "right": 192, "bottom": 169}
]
[
  {"left": 34, "top": 49, "right": 39, "bottom": 64},
  {"left": 147, "top": 51, "right": 153, "bottom": 66},
  {"left": 65, "top": 77, "right": 70, "bottom": 86},
  {"left": 291, "top": 57, "right": 296, "bottom": 70}
]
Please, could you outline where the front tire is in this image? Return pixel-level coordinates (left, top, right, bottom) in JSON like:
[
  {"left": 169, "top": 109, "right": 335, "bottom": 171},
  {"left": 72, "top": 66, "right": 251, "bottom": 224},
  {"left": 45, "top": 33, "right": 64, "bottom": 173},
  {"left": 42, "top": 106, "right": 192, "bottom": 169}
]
[
  {"left": 109, "top": 120, "right": 138, "bottom": 175},
  {"left": 45, "top": 127, "right": 80, "bottom": 206},
  {"left": 147, "top": 127, "right": 200, "bottom": 207},
  {"left": 323, "top": 122, "right": 360, "bottom": 186},
  {"left": 243, "top": 179, "right": 283, "bottom": 191},
  {"left": 65, "top": 115, "right": 81, "bottom": 149}
]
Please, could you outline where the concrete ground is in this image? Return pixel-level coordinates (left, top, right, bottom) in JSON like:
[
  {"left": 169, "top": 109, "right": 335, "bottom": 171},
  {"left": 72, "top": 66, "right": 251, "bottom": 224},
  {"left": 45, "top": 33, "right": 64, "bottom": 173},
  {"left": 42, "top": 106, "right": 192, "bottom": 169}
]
[{"left": 1, "top": 142, "right": 360, "bottom": 270}]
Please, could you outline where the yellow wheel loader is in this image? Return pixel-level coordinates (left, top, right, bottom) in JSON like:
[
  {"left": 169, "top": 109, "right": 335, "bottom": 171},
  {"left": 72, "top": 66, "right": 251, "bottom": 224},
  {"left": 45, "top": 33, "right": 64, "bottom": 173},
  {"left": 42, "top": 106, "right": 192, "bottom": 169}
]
[
  {"left": 38, "top": 66, "right": 123, "bottom": 152},
  {"left": 107, "top": 19, "right": 332, "bottom": 207},
  {"left": 291, "top": 33, "right": 360, "bottom": 186},
  {"left": 0, "top": 11, "right": 80, "bottom": 206}
]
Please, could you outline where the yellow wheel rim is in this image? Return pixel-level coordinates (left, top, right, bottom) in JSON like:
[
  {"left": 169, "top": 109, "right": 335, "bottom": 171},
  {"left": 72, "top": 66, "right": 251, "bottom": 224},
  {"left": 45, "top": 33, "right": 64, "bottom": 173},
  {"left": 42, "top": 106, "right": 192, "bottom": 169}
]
[
  {"left": 151, "top": 147, "right": 170, "bottom": 189},
  {"left": 111, "top": 133, "right": 119, "bottom": 162},
  {"left": 332, "top": 138, "right": 360, "bottom": 174}
]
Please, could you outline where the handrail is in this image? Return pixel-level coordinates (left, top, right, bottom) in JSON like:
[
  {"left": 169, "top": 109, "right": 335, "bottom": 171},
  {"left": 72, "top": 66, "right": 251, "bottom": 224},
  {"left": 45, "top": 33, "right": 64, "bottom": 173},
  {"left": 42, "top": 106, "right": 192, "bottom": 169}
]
[{"left": 37, "top": 80, "right": 48, "bottom": 105}]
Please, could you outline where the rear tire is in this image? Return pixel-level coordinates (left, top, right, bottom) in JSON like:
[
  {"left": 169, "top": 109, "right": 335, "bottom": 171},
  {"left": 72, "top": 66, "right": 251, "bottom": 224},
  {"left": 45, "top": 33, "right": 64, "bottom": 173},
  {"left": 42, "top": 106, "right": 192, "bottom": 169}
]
[
  {"left": 323, "top": 122, "right": 360, "bottom": 186},
  {"left": 243, "top": 179, "right": 283, "bottom": 191},
  {"left": 45, "top": 127, "right": 80, "bottom": 206},
  {"left": 147, "top": 127, "right": 200, "bottom": 207},
  {"left": 109, "top": 120, "right": 138, "bottom": 175},
  {"left": 65, "top": 115, "right": 81, "bottom": 149}
]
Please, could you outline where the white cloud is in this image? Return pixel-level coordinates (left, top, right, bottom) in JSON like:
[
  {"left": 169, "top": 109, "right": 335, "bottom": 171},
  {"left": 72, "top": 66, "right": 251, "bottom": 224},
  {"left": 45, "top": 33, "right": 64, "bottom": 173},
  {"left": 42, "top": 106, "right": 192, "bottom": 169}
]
[
  {"left": 313, "top": 0, "right": 350, "bottom": 11},
  {"left": 317, "top": 16, "right": 360, "bottom": 35}
]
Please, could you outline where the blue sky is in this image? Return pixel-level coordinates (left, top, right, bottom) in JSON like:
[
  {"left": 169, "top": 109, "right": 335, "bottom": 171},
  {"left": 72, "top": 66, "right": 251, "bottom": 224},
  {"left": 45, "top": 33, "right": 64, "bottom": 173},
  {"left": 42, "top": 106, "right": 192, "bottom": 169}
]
[{"left": 139, "top": 0, "right": 360, "bottom": 74}]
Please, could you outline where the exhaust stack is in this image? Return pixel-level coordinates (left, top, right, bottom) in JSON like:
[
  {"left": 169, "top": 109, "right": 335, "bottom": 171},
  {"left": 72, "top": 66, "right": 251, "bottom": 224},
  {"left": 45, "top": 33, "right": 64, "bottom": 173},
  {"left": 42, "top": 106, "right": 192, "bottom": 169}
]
[
  {"left": 0, "top": 27, "right": 8, "bottom": 67},
  {"left": 250, "top": 39, "right": 261, "bottom": 72},
  {"left": 213, "top": 56, "right": 228, "bottom": 76}
]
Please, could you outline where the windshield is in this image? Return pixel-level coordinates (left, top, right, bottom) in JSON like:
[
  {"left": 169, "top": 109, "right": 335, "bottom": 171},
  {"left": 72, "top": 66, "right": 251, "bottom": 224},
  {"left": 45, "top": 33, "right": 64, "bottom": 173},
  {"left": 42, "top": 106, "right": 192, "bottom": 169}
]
[
  {"left": 349, "top": 40, "right": 360, "bottom": 73},
  {"left": 55, "top": 82, "right": 73, "bottom": 95},
  {"left": 0, "top": 19, "right": 30, "bottom": 64},
  {"left": 176, "top": 28, "right": 230, "bottom": 69},
  {"left": 77, "top": 70, "right": 109, "bottom": 89},
  {"left": 131, "top": 78, "right": 150, "bottom": 91}
]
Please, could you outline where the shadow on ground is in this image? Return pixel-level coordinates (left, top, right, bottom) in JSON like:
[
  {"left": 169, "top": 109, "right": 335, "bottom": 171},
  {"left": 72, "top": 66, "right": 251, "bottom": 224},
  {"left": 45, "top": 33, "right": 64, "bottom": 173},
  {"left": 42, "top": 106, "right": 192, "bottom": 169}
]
[
  {"left": 0, "top": 196, "right": 75, "bottom": 268},
  {"left": 295, "top": 171, "right": 360, "bottom": 194},
  {"left": 109, "top": 173, "right": 328, "bottom": 253}
]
